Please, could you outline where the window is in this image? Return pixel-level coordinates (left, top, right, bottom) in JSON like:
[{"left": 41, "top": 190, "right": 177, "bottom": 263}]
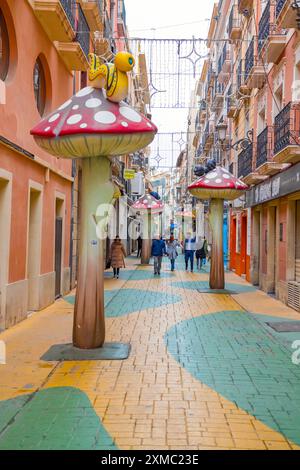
[
  {"left": 0, "top": 9, "right": 9, "bottom": 81},
  {"left": 33, "top": 57, "right": 46, "bottom": 116}
]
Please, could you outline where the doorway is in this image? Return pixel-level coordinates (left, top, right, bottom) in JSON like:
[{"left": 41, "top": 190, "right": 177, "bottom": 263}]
[
  {"left": 0, "top": 173, "right": 11, "bottom": 329},
  {"left": 230, "top": 217, "right": 237, "bottom": 271},
  {"left": 240, "top": 215, "right": 247, "bottom": 276},
  {"left": 55, "top": 198, "right": 64, "bottom": 299},
  {"left": 295, "top": 201, "right": 300, "bottom": 282},
  {"left": 27, "top": 187, "right": 42, "bottom": 311},
  {"left": 252, "top": 210, "right": 260, "bottom": 285},
  {"left": 267, "top": 205, "right": 277, "bottom": 294}
]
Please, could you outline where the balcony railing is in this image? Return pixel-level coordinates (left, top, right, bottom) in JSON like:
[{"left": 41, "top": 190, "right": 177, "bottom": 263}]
[
  {"left": 61, "top": 0, "right": 76, "bottom": 29},
  {"left": 274, "top": 102, "right": 300, "bottom": 154},
  {"left": 245, "top": 38, "right": 254, "bottom": 81},
  {"left": 228, "top": 5, "right": 241, "bottom": 39},
  {"left": 218, "top": 43, "right": 229, "bottom": 75},
  {"left": 256, "top": 126, "right": 273, "bottom": 168},
  {"left": 258, "top": 1, "right": 270, "bottom": 53},
  {"left": 237, "top": 61, "right": 243, "bottom": 89},
  {"left": 276, "top": 0, "right": 287, "bottom": 18},
  {"left": 238, "top": 143, "right": 253, "bottom": 178},
  {"left": 76, "top": 4, "right": 90, "bottom": 58}
]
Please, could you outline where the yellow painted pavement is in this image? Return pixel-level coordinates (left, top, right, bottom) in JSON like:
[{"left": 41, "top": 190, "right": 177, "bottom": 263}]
[{"left": 0, "top": 257, "right": 300, "bottom": 450}]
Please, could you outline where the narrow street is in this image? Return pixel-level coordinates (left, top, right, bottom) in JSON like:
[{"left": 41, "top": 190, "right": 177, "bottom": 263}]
[{"left": 1, "top": 255, "right": 299, "bottom": 451}]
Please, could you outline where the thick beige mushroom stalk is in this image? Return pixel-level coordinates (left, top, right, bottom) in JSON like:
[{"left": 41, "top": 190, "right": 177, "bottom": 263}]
[
  {"left": 31, "top": 87, "right": 157, "bottom": 349},
  {"left": 132, "top": 194, "right": 164, "bottom": 264},
  {"left": 188, "top": 167, "right": 248, "bottom": 290}
]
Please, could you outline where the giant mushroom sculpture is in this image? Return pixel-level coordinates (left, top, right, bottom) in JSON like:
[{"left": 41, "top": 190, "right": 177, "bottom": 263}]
[
  {"left": 31, "top": 86, "right": 157, "bottom": 349},
  {"left": 188, "top": 166, "right": 248, "bottom": 290},
  {"left": 132, "top": 193, "right": 164, "bottom": 265}
]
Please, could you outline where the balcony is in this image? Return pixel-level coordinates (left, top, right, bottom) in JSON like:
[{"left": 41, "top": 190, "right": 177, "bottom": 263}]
[
  {"left": 238, "top": 0, "right": 253, "bottom": 14},
  {"left": 78, "top": 0, "right": 104, "bottom": 32},
  {"left": 237, "top": 143, "right": 254, "bottom": 183},
  {"left": 237, "top": 60, "right": 249, "bottom": 95},
  {"left": 57, "top": 4, "right": 90, "bottom": 70},
  {"left": 203, "top": 121, "right": 214, "bottom": 151},
  {"left": 226, "top": 95, "right": 239, "bottom": 118},
  {"left": 258, "top": 1, "right": 286, "bottom": 64},
  {"left": 211, "top": 81, "right": 224, "bottom": 111},
  {"left": 244, "top": 38, "right": 266, "bottom": 89},
  {"left": 229, "top": 5, "right": 242, "bottom": 41},
  {"left": 276, "top": 0, "right": 299, "bottom": 29},
  {"left": 218, "top": 43, "right": 231, "bottom": 83},
  {"left": 273, "top": 102, "right": 300, "bottom": 164},
  {"left": 32, "top": 0, "right": 76, "bottom": 41},
  {"left": 199, "top": 100, "right": 207, "bottom": 123},
  {"left": 117, "top": 0, "right": 127, "bottom": 37},
  {"left": 255, "top": 126, "right": 286, "bottom": 176}
]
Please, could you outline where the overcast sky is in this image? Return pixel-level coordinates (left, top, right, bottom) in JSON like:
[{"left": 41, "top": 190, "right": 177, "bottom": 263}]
[{"left": 125, "top": 0, "right": 215, "bottom": 167}]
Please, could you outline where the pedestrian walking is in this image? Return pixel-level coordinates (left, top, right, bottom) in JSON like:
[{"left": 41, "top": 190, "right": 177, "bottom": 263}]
[
  {"left": 166, "top": 236, "right": 181, "bottom": 272},
  {"left": 184, "top": 232, "right": 196, "bottom": 273},
  {"left": 110, "top": 236, "right": 126, "bottom": 279},
  {"left": 151, "top": 235, "right": 166, "bottom": 275},
  {"left": 196, "top": 236, "right": 208, "bottom": 270},
  {"left": 137, "top": 235, "right": 142, "bottom": 258}
]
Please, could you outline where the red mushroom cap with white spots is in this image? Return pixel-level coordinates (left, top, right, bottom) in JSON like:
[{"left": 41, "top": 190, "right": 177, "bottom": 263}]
[
  {"left": 188, "top": 166, "right": 248, "bottom": 200},
  {"left": 132, "top": 193, "right": 164, "bottom": 213},
  {"left": 30, "top": 87, "right": 157, "bottom": 158}
]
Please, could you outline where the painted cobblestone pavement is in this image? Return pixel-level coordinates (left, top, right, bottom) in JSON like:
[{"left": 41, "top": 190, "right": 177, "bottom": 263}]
[
  {"left": 165, "top": 311, "right": 300, "bottom": 446},
  {"left": 64, "top": 289, "right": 182, "bottom": 318},
  {"left": 0, "top": 388, "right": 117, "bottom": 450},
  {"left": 171, "top": 280, "right": 257, "bottom": 294},
  {"left": 0, "top": 258, "right": 300, "bottom": 450}
]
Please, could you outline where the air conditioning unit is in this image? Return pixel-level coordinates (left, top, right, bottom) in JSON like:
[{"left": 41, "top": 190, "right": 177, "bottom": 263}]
[
  {"left": 288, "top": 282, "right": 300, "bottom": 312},
  {"left": 131, "top": 172, "right": 145, "bottom": 196}
]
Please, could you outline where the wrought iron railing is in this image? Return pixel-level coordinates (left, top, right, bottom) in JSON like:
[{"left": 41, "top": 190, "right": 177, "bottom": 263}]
[
  {"left": 256, "top": 126, "right": 273, "bottom": 168},
  {"left": 228, "top": 5, "right": 240, "bottom": 36},
  {"left": 76, "top": 4, "right": 90, "bottom": 58},
  {"left": 245, "top": 37, "right": 254, "bottom": 81},
  {"left": 258, "top": 1, "right": 270, "bottom": 53},
  {"left": 276, "top": 0, "right": 287, "bottom": 18},
  {"left": 237, "top": 61, "right": 243, "bottom": 89},
  {"left": 238, "top": 143, "right": 253, "bottom": 178},
  {"left": 60, "top": 0, "right": 76, "bottom": 29},
  {"left": 218, "top": 43, "right": 228, "bottom": 75},
  {"left": 118, "top": 0, "right": 126, "bottom": 25},
  {"left": 274, "top": 102, "right": 300, "bottom": 153}
]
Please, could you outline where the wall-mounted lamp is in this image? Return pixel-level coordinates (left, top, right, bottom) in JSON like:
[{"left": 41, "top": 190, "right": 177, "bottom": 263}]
[{"left": 215, "top": 123, "right": 253, "bottom": 151}]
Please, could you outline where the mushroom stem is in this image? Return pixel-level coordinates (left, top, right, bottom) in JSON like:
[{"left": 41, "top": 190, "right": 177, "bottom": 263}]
[
  {"left": 141, "top": 209, "right": 152, "bottom": 264},
  {"left": 208, "top": 198, "right": 225, "bottom": 290},
  {"left": 73, "top": 156, "right": 114, "bottom": 349}
]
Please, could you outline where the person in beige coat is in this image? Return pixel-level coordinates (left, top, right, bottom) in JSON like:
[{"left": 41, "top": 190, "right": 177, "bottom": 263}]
[{"left": 110, "top": 236, "right": 126, "bottom": 279}]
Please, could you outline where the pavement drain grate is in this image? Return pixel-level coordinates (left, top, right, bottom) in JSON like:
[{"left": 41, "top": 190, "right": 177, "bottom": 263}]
[
  {"left": 266, "top": 322, "right": 300, "bottom": 333},
  {"left": 197, "top": 289, "right": 239, "bottom": 295},
  {"left": 40, "top": 342, "right": 131, "bottom": 361}
]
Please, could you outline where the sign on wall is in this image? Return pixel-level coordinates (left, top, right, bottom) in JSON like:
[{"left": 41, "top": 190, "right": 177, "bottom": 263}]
[
  {"left": 124, "top": 169, "right": 136, "bottom": 180},
  {"left": 246, "top": 162, "right": 300, "bottom": 207}
]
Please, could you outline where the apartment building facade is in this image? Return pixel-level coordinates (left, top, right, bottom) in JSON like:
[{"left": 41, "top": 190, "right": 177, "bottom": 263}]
[
  {"left": 0, "top": 0, "right": 150, "bottom": 330},
  {"left": 192, "top": 0, "right": 300, "bottom": 310}
]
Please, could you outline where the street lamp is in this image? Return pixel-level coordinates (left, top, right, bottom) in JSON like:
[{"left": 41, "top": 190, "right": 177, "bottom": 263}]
[{"left": 215, "top": 123, "right": 253, "bottom": 151}]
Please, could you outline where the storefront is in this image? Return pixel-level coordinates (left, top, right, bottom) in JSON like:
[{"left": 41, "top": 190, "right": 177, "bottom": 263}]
[
  {"left": 229, "top": 205, "right": 251, "bottom": 282},
  {"left": 246, "top": 162, "right": 300, "bottom": 309}
]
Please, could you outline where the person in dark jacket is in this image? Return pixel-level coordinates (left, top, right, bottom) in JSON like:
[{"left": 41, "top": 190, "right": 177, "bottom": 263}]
[
  {"left": 184, "top": 232, "right": 196, "bottom": 272},
  {"left": 137, "top": 236, "right": 142, "bottom": 258},
  {"left": 151, "top": 235, "right": 166, "bottom": 275},
  {"left": 196, "top": 236, "right": 208, "bottom": 270}
]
